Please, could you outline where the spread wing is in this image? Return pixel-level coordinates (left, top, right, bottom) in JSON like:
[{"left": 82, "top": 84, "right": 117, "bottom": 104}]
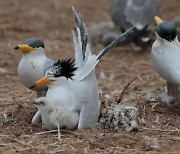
[
  {"left": 72, "top": 7, "right": 92, "bottom": 70},
  {"left": 75, "top": 26, "right": 136, "bottom": 81}
]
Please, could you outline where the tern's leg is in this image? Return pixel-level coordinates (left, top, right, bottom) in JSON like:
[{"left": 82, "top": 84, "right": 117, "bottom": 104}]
[
  {"left": 32, "top": 111, "right": 41, "bottom": 124},
  {"left": 167, "top": 82, "right": 179, "bottom": 98},
  {"left": 167, "top": 82, "right": 179, "bottom": 103},
  {"left": 57, "top": 123, "right": 61, "bottom": 140},
  {"left": 37, "top": 90, "right": 47, "bottom": 98}
]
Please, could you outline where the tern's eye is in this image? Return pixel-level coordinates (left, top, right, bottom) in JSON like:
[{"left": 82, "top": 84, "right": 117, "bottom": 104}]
[{"left": 40, "top": 102, "right": 45, "bottom": 105}]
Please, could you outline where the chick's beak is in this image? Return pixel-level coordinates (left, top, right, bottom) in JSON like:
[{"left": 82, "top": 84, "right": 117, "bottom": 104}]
[
  {"left": 30, "top": 77, "right": 54, "bottom": 89},
  {"left": 33, "top": 102, "right": 38, "bottom": 105},
  {"left": 14, "top": 44, "right": 37, "bottom": 53},
  {"left": 154, "top": 16, "right": 163, "bottom": 25}
]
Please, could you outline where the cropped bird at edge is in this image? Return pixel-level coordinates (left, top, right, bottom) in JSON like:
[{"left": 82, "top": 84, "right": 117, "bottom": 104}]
[
  {"left": 151, "top": 16, "right": 180, "bottom": 104},
  {"left": 14, "top": 38, "right": 54, "bottom": 123},
  {"left": 31, "top": 7, "right": 136, "bottom": 130},
  {"left": 102, "top": 0, "right": 160, "bottom": 48}
]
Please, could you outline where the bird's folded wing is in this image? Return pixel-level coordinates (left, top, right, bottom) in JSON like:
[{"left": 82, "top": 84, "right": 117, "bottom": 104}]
[{"left": 110, "top": 0, "right": 131, "bottom": 30}]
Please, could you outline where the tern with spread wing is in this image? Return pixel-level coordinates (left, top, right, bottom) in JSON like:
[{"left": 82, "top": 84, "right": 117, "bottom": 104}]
[{"left": 31, "top": 7, "right": 136, "bottom": 129}]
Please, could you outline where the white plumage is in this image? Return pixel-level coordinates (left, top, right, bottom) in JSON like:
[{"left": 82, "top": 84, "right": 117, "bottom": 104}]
[
  {"left": 35, "top": 97, "right": 79, "bottom": 139},
  {"left": 151, "top": 36, "right": 180, "bottom": 84},
  {"left": 15, "top": 39, "right": 54, "bottom": 94},
  {"left": 35, "top": 97, "right": 79, "bottom": 130}
]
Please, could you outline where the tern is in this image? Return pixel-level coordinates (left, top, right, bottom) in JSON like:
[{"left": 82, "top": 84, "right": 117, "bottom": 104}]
[
  {"left": 151, "top": 16, "right": 180, "bottom": 104},
  {"left": 31, "top": 7, "right": 136, "bottom": 129},
  {"left": 14, "top": 38, "right": 54, "bottom": 123},
  {"left": 109, "top": 0, "right": 160, "bottom": 48},
  {"left": 34, "top": 97, "right": 79, "bottom": 139}
]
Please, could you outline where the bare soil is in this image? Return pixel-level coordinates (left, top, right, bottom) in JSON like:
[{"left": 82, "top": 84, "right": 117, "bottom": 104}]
[{"left": 0, "top": 0, "right": 180, "bottom": 153}]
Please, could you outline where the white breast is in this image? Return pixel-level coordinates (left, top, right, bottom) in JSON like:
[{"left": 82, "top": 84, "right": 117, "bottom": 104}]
[
  {"left": 151, "top": 38, "right": 180, "bottom": 85},
  {"left": 46, "top": 85, "right": 72, "bottom": 109},
  {"left": 18, "top": 53, "right": 47, "bottom": 90}
]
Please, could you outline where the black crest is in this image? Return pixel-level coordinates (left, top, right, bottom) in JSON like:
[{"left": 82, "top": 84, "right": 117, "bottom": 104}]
[{"left": 46, "top": 59, "right": 77, "bottom": 79}]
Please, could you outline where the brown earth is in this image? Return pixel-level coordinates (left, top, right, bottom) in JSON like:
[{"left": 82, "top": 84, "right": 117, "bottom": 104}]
[{"left": 0, "top": 0, "right": 180, "bottom": 153}]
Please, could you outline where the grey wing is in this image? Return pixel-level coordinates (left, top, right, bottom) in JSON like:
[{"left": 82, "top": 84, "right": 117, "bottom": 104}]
[
  {"left": 77, "top": 96, "right": 100, "bottom": 129},
  {"left": 75, "top": 26, "right": 136, "bottom": 81},
  {"left": 110, "top": 0, "right": 132, "bottom": 31},
  {"left": 72, "top": 7, "right": 92, "bottom": 70},
  {"left": 70, "top": 72, "right": 100, "bottom": 129},
  {"left": 44, "top": 58, "right": 54, "bottom": 75},
  {"left": 125, "top": 0, "right": 160, "bottom": 30}
]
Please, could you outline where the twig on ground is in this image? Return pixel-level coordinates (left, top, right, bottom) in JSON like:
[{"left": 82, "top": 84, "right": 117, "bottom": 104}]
[
  {"left": 116, "top": 77, "right": 137, "bottom": 104},
  {"left": 140, "top": 127, "right": 180, "bottom": 132},
  {"left": 107, "top": 144, "right": 116, "bottom": 154},
  {"left": 35, "top": 130, "right": 58, "bottom": 135},
  {"left": 35, "top": 129, "right": 81, "bottom": 136}
]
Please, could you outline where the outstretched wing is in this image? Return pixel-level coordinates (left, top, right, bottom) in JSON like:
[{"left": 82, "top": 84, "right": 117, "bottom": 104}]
[
  {"left": 75, "top": 26, "right": 136, "bottom": 81},
  {"left": 72, "top": 7, "right": 92, "bottom": 69}
]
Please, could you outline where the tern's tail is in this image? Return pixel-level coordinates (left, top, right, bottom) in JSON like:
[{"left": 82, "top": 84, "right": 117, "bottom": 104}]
[{"left": 72, "top": 7, "right": 136, "bottom": 81}]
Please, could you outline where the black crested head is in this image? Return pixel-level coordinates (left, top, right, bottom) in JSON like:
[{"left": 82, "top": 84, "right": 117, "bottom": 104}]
[
  {"left": 45, "top": 59, "right": 77, "bottom": 79},
  {"left": 157, "top": 21, "right": 177, "bottom": 42},
  {"left": 24, "top": 38, "right": 45, "bottom": 48}
]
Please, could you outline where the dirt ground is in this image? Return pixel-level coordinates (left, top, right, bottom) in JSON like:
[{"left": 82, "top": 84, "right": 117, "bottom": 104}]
[{"left": 0, "top": 0, "right": 180, "bottom": 153}]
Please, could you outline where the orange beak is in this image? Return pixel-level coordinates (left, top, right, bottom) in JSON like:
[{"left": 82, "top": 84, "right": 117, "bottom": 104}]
[
  {"left": 30, "top": 77, "right": 54, "bottom": 89},
  {"left": 14, "top": 44, "right": 37, "bottom": 53}
]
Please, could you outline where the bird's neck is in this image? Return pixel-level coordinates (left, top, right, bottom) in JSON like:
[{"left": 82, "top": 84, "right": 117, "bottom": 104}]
[
  {"left": 46, "top": 79, "right": 72, "bottom": 108},
  {"left": 47, "top": 79, "right": 71, "bottom": 96},
  {"left": 39, "top": 107, "right": 53, "bottom": 113},
  {"left": 22, "top": 49, "right": 46, "bottom": 58}
]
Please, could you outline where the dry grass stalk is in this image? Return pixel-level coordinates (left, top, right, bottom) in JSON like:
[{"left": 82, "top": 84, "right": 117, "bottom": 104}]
[
  {"left": 140, "top": 127, "right": 180, "bottom": 132},
  {"left": 116, "top": 77, "right": 137, "bottom": 104}
]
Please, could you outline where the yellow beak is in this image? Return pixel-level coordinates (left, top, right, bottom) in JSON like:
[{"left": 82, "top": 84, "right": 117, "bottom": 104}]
[
  {"left": 14, "top": 44, "right": 37, "bottom": 53},
  {"left": 30, "top": 77, "right": 54, "bottom": 89},
  {"left": 154, "top": 16, "right": 163, "bottom": 25}
]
